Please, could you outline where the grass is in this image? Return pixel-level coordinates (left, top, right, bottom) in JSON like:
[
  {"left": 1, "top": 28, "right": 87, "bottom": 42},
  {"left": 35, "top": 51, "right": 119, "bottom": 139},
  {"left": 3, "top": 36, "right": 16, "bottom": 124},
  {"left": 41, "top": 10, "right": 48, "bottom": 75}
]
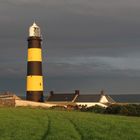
[{"left": 0, "top": 108, "right": 139, "bottom": 140}]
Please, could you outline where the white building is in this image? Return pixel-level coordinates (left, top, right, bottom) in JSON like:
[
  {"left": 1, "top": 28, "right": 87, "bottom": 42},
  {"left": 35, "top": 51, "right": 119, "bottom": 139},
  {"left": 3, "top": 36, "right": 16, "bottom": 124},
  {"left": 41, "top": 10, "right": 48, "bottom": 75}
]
[{"left": 46, "top": 90, "right": 115, "bottom": 107}]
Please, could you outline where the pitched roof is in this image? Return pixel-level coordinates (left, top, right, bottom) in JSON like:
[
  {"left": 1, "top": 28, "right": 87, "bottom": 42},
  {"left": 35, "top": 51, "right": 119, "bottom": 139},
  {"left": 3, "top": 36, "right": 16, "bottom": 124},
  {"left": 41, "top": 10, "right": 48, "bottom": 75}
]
[
  {"left": 110, "top": 94, "right": 140, "bottom": 103},
  {"left": 105, "top": 95, "right": 116, "bottom": 103},
  {"left": 75, "top": 94, "right": 101, "bottom": 102},
  {"left": 47, "top": 93, "right": 76, "bottom": 102},
  {"left": 46, "top": 90, "right": 115, "bottom": 103}
]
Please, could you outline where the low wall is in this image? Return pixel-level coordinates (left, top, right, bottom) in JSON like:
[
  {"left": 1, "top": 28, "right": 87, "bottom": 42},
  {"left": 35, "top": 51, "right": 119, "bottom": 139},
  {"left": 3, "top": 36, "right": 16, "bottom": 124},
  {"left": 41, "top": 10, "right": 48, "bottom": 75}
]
[
  {"left": 15, "top": 100, "right": 57, "bottom": 108},
  {"left": 0, "top": 99, "right": 15, "bottom": 107}
]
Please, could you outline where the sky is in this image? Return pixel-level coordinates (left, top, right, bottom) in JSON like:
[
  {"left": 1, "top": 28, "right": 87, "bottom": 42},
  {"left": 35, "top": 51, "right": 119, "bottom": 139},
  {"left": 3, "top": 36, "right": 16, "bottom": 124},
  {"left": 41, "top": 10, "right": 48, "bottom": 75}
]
[{"left": 1, "top": 0, "right": 140, "bottom": 96}]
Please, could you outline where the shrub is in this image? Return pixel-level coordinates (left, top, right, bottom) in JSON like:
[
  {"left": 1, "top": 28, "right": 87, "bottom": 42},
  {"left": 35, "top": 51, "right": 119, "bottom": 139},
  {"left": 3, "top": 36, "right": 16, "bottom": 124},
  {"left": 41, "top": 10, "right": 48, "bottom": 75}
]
[
  {"left": 105, "top": 104, "right": 140, "bottom": 116},
  {"left": 79, "top": 105, "right": 105, "bottom": 113},
  {"left": 105, "top": 104, "right": 123, "bottom": 114},
  {"left": 50, "top": 106, "right": 66, "bottom": 111}
]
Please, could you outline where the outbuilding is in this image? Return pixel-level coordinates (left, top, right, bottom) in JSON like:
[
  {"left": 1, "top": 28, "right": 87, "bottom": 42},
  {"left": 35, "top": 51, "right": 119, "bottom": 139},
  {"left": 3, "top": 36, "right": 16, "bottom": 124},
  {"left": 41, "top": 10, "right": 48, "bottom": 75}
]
[{"left": 46, "top": 90, "right": 115, "bottom": 107}]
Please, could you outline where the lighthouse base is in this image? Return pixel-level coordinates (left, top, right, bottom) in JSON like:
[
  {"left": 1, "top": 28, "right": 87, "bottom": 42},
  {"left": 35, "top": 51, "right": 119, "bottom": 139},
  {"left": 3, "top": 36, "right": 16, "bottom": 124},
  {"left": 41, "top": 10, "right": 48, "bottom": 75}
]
[{"left": 26, "top": 91, "right": 44, "bottom": 102}]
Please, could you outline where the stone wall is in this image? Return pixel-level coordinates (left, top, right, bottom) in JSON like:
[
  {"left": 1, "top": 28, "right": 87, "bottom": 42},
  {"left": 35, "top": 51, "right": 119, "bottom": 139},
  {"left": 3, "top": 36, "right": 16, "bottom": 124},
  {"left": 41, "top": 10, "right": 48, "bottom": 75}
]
[{"left": 0, "top": 99, "right": 15, "bottom": 107}]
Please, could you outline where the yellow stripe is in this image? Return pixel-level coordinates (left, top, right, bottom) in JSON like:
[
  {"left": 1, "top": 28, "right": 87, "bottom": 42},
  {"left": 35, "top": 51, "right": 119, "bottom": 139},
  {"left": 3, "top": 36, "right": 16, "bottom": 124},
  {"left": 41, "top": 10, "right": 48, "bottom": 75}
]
[
  {"left": 27, "top": 76, "right": 43, "bottom": 91},
  {"left": 28, "top": 48, "right": 42, "bottom": 61}
]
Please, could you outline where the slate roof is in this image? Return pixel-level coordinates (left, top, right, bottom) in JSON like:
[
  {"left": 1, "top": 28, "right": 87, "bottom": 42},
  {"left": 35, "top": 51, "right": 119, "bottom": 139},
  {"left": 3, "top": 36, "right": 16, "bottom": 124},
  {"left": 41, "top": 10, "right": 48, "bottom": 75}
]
[
  {"left": 46, "top": 90, "right": 115, "bottom": 103},
  {"left": 75, "top": 94, "right": 101, "bottom": 102},
  {"left": 47, "top": 93, "right": 76, "bottom": 102},
  {"left": 105, "top": 95, "right": 116, "bottom": 103},
  {"left": 110, "top": 94, "right": 140, "bottom": 103}
]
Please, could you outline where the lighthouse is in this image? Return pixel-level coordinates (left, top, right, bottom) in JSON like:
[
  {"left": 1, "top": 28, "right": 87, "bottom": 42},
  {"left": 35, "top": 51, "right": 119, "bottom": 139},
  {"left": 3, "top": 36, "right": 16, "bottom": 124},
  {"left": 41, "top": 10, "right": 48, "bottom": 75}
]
[{"left": 26, "top": 22, "right": 44, "bottom": 102}]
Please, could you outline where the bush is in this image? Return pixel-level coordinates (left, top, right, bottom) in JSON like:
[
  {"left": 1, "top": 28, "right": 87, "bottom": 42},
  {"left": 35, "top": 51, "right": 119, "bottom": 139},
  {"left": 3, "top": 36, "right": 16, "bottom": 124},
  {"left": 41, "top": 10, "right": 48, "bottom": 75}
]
[
  {"left": 50, "top": 106, "right": 66, "bottom": 111},
  {"left": 105, "top": 104, "right": 140, "bottom": 116},
  {"left": 79, "top": 105, "right": 106, "bottom": 113},
  {"left": 49, "top": 104, "right": 140, "bottom": 117},
  {"left": 105, "top": 104, "right": 123, "bottom": 114},
  {"left": 66, "top": 105, "right": 79, "bottom": 110}
]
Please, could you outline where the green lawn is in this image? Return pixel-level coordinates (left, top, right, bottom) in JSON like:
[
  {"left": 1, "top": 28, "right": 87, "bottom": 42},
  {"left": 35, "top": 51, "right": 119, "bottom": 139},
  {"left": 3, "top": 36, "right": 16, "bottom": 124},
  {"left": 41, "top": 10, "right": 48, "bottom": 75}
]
[{"left": 0, "top": 108, "right": 139, "bottom": 140}]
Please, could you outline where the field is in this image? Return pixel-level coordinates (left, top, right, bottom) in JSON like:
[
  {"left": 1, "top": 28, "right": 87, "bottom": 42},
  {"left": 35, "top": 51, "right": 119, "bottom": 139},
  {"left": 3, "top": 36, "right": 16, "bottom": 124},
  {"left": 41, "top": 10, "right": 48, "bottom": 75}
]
[{"left": 0, "top": 108, "right": 140, "bottom": 140}]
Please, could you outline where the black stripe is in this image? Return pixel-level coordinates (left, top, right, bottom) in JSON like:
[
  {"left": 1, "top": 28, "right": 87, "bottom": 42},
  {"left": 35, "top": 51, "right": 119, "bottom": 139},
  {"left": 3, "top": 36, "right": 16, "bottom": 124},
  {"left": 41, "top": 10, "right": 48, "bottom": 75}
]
[
  {"left": 28, "top": 37, "right": 42, "bottom": 48},
  {"left": 26, "top": 91, "right": 44, "bottom": 102},
  {"left": 27, "top": 61, "right": 42, "bottom": 75}
]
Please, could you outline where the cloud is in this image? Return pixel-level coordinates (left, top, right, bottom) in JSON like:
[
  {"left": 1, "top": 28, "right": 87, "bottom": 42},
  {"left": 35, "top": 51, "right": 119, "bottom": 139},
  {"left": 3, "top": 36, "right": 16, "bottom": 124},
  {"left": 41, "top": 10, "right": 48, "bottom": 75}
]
[
  {"left": 1, "top": 0, "right": 140, "bottom": 93},
  {"left": 2, "top": 0, "right": 43, "bottom": 5},
  {"left": 94, "top": 56, "right": 140, "bottom": 70},
  {"left": 45, "top": 54, "right": 140, "bottom": 78}
]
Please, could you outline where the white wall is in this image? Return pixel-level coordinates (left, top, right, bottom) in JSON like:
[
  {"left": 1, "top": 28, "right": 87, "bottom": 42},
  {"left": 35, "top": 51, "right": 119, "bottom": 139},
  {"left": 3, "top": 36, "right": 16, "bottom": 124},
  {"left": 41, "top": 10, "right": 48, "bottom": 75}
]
[
  {"left": 100, "top": 95, "right": 109, "bottom": 103},
  {"left": 15, "top": 100, "right": 56, "bottom": 108},
  {"left": 76, "top": 102, "right": 107, "bottom": 107}
]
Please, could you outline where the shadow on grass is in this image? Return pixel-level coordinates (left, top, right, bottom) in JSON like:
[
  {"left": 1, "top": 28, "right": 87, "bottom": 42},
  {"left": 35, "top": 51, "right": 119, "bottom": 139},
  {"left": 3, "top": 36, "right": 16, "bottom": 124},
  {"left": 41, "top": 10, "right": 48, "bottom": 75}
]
[
  {"left": 41, "top": 115, "right": 51, "bottom": 140},
  {"left": 66, "top": 118, "right": 84, "bottom": 140}
]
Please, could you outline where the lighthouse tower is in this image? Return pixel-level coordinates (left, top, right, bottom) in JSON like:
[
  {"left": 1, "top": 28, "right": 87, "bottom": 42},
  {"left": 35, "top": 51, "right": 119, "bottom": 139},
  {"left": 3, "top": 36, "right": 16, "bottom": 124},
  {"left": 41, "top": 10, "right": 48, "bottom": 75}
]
[{"left": 26, "top": 22, "right": 44, "bottom": 102}]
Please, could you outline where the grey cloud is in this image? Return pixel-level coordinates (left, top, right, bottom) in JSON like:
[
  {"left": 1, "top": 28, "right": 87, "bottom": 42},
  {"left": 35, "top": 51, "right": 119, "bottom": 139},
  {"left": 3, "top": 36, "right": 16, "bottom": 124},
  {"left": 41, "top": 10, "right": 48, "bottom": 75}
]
[
  {"left": 0, "top": 0, "right": 140, "bottom": 94},
  {"left": 46, "top": 54, "right": 140, "bottom": 78},
  {"left": 1, "top": 0, "right": 43, "bottom": 5},
  {"left": 93, "top": 56, "right": 140, "bottom": 71}
]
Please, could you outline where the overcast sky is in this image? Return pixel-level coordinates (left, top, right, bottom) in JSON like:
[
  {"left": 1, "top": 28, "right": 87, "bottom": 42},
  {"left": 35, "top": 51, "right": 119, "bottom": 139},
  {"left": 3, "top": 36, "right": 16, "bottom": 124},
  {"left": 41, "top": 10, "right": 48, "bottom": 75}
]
[{"left": 1, "top": 0, "right": 140, "bottom": 95}]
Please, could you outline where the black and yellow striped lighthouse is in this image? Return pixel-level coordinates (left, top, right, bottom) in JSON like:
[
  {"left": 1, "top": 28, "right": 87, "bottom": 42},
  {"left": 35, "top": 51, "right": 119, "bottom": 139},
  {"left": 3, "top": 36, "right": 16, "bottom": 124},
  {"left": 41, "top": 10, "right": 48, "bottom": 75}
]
[{"left": 26, "top": 22, "right": 44, "bottom": 102}]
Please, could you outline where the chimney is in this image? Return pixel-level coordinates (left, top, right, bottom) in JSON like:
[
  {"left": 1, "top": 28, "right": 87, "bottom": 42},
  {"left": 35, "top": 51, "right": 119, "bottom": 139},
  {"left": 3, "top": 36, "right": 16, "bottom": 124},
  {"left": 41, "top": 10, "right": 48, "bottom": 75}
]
[
  {"left": 75, "top": 90, "right": 80, "bottom": 95},
  {"left": 100, "top": 90, "right": 105, "bottom": 96},
  {"left": 50, "top": 91, "right": 54, "bottom": 96}
]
